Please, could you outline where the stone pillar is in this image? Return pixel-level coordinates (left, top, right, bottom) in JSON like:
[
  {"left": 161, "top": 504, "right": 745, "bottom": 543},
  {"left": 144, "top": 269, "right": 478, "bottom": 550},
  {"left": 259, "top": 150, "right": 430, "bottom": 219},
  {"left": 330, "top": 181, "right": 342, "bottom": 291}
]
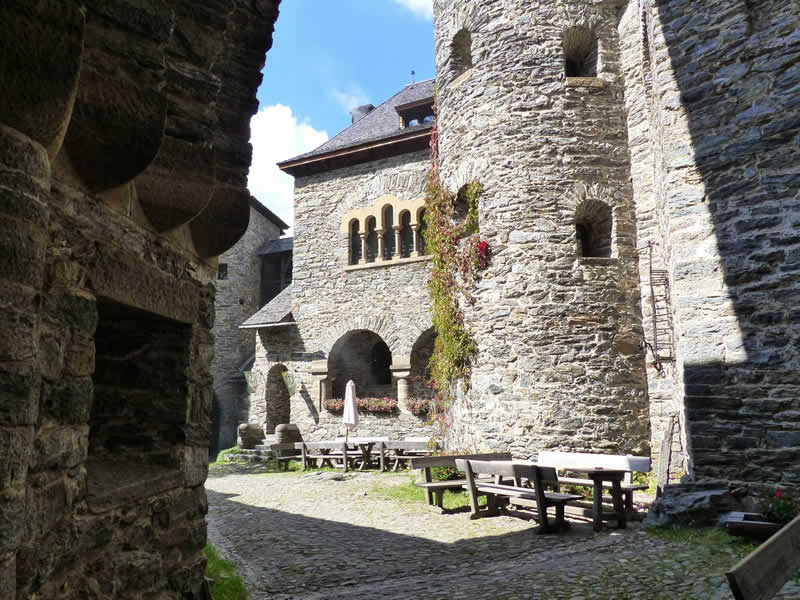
[
  {"left": 390, "top": 357, "right": 412, "bottom": 410},
  {"left": 410, "top": 224, "right": 420, "bottom": 257},
  {"left": 393, "top": 225, "right": 402, "bottom": 259},
  {"left": 376, "top": 229, "right": 386, "bottom": 261},
  {"left": 359, "top": 232, "right": 368, "bottom": 264},
  {"left": 396, "top": 376, "right": 410, "bottom": 403},
  {"left": 310, "top": 360, "right": 329, "bottom": 411}
]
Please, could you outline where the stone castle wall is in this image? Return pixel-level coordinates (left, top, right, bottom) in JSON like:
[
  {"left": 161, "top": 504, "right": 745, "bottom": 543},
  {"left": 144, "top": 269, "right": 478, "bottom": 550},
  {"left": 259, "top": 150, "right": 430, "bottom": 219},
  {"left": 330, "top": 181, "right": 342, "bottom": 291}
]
[
  {"left": 247, "top": 152, "right": 436, "bottom": 441},
  {"left": 618, "top": 0, "right": 800, "bottom": 490},
  {"left": 212, "top": 206, "right": 282, "bottom": 452},
  {"left": 0, "top": 1, "right": 279, "bottom": 598},
  {"left": 433, "top": 0, "right": 650, "bottom": 457}
]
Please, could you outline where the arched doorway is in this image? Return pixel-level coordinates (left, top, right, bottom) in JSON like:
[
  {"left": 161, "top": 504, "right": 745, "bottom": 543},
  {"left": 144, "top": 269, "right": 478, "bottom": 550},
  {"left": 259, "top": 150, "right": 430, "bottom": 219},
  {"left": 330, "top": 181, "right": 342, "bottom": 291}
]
[
  {"left": 265, "top": 364, "right": 291, "bottom": 434},
  {"left": 328, "top": 330, "right": 394, "bottom": 399},
  {"left": 410, "top": 327, "right": 436, "bottom": 400}
]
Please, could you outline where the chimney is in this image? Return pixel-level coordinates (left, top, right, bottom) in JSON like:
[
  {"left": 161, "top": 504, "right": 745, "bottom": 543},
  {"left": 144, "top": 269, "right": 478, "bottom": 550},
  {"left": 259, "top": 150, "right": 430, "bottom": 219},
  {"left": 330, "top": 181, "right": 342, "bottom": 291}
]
[{"left": 350, "top": 104, "right": 375, "bottom": 124}]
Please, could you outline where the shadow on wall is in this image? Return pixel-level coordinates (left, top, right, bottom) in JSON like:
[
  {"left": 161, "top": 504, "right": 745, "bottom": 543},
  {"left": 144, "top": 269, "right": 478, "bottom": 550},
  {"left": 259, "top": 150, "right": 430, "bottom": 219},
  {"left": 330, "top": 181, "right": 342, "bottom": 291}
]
[{"left": 653, "top": 1, "right": 800, "bottom": 486}]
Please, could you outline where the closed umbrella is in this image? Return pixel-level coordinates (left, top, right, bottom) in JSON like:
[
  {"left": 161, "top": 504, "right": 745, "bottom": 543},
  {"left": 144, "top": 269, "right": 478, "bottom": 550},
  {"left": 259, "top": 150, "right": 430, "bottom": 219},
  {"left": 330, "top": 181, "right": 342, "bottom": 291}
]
[{"left": 343, "top": 380, "right": 358, "bottom": 442}]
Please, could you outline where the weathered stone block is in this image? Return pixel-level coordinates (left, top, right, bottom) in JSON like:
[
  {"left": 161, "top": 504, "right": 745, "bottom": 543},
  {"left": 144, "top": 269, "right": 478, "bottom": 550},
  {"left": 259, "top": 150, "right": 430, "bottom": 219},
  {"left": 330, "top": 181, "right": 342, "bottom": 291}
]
[
  {"left": 182, "top": 446, "right": 209, "bottom": 488},
  {"left": 0, "top": 367, "right": 40, "bottom": 426},
  {"left": 63, "top": 335, "right": 95, "bottom": 377},
  {"left": 0, "top": 426, "right": 34, "bottom": 489},
  {"left": 39, "top": 377, "right": 92, "bottom": 425},
  {"left": 31, "top": 425, "right": 88, "bottom": 472}
]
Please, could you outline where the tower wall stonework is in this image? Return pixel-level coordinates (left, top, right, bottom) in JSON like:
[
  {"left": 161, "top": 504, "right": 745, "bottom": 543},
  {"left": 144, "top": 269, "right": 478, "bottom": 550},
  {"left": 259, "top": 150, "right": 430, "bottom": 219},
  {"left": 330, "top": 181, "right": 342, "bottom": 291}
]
[
  {"left": 618, "top": 0, "right": 800, "bottom": 490},
  {"left": 0, "top": 1, "right": 280, "bottom": 597},
  {"left": 433, "top": 0, "right": 650, "bottom": 457}
]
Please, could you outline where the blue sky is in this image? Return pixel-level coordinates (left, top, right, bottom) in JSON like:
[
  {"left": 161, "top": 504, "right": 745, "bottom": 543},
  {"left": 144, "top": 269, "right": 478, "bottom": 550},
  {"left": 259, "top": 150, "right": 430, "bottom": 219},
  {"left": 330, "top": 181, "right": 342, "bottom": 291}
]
[{"left": 247, "top": 0, "right": 435, "bottom": 231}]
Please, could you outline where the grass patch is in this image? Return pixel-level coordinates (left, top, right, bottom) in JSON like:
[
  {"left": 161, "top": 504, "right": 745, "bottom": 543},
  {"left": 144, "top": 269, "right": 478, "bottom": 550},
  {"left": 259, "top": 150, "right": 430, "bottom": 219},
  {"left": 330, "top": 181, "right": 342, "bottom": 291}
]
[
  {"left": 370, "top": 479, "right": 486, "bottom": 510},
  {"left": 209, "top": 447, "right": 240, "bottom": 467},
  {"left": 204, "top": 544, "right": 248, "bottom": 600}
]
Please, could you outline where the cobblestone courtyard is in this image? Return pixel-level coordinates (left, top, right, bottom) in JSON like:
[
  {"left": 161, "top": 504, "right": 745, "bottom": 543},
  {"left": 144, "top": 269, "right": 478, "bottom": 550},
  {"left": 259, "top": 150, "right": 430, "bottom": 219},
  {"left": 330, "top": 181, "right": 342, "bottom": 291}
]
[{"left": 206, "top": 463, "right": 800, "bottom": 600}]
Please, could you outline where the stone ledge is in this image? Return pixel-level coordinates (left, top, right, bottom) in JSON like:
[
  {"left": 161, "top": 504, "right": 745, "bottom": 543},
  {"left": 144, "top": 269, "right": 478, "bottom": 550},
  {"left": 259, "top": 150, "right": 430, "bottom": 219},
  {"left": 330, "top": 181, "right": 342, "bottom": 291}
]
[
  {"left": 448, "top": 67, "right": 474, "bottom": 90},
  {"left": 578, "top": 257, "right": 619, "bottom": 267},
  {"left": 565, "top": 77, "right": 606, "bottom": 89},
  {"left": 344, "top": 255, "right": 432, "bottom": 272},
  {"left": 87, "top": 458, "right": 183, "bottom": 514}
]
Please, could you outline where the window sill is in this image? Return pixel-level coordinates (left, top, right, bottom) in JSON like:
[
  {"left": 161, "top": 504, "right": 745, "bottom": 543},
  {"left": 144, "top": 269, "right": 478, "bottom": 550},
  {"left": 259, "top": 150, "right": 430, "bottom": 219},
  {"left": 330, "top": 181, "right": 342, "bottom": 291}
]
[
  {"left": 577, "top": 256, "right": 618, "bottom": 267},
  {"left": 448, "top": 67, "right": 474, "bottom": 90},
  {"left": 565, "top": 77, "right": 606, "bottom": 89},
  {"left": 344, "top": 254, "right": 432, "bottom": 272}
]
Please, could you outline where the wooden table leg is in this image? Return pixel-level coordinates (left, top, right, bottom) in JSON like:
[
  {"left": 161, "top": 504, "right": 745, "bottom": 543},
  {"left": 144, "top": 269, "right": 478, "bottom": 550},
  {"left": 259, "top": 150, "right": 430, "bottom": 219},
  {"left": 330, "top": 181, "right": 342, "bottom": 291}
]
[
  {"left": 592, "top": 480, "right": 604, "bottom": 532},
  {"left": 611, "top": 479, "right": 626, "bottom": 528},
  {"left": 379, "top": 443, "right": 385, "bottom": 472}
]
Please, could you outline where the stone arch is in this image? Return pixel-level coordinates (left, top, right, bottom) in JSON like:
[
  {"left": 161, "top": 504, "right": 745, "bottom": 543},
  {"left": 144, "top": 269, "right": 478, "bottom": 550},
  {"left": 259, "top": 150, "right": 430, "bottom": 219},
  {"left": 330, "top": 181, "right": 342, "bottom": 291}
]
[
  {"left": 563, "top": 26, "right": 598, "bottom": 77},
  {"left": 265, "top": 364, "right": 291, "bottom": 434},
  {"left": 416, "top": 207, "right": 428, "bottom": 255},
  {"left": 575, "top": 198, "right": 613, "bottom": 258},
  {"left": 318, "top": 314, "right": 433, "bottom": 359},
  {"left": 327, "top": 329, "right": 394, "bottom": 399},
  {"left": 409, "top": 327, "right": 436, "bottom": 400}
]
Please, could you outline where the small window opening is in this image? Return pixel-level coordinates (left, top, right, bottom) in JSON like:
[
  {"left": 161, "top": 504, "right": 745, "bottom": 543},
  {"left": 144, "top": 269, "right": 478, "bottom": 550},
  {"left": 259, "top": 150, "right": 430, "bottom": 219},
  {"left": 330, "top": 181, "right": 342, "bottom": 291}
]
[
  {"left": 563, "top": 26, "right": 598, "bottom": 78},
  {"left": 575, "top": 199, "right": 612, "bottom": 258},
  {"left": 399, "top": 212, "right": 413, "bottom": 258},
  {"left": 417, "top": 209, "right": 428, "bottom": 255},
  {"left": 366, "top": 217, "right": 378, "bottom": 262},
  {"left": 383, "top": 207, "right": 395, "bottom": 259},
  {"left": 349, "top": 220, "right": 362, "bottom": 265},
  {"left": 217, "top": 263, "right": 228, "bottom": 280},
  {"left": 451, "top": 29, "right": 473, "bottom": 77}
]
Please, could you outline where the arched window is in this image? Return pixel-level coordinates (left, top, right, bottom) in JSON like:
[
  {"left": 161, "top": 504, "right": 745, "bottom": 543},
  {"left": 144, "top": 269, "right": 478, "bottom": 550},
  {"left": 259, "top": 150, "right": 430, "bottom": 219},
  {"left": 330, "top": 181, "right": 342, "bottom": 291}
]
[
  {"left": 451, "top": 29, "right": 473, "bottom": 77},
  {"left": 382, "top": 206, "right": 395, "bottom": 259},
  {"left": 349, "top": 220, "right": 362, "bottom": 265},
  {"left": 575, "top": 199, "right": 612, "bottom": 258},
  {"left": 417, "top": 208, "right": 428, "bottom": 255},
  {"left": 366, "top": 217, "right": 378, "bottom": 262},
  {"left": 399, "top": 211, "right": 413, "bottom": 258},
  {"left": 370, "top": 341, "right": 392, "bottom": 385},
  {"left": 563, "top": 26, "right": 598, "bottom": 78}
]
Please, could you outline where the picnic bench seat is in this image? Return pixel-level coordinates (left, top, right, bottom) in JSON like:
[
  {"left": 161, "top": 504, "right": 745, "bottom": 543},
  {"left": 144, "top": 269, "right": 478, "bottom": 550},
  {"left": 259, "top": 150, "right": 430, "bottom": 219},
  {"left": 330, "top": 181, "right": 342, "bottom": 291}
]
[
  {"left": 300, "top": 441, "right": 359, "bottom": 471},
  {"left": 269, "top": 443, "right": 301, "bottom": 471},
  {"left": 536, "top": 451, "right": 651, "bottom": 510},
  {"left": 409, "top": 452, "right": 512, "bottom": 510},
  {"left": 456, "top": 459, "right": 583, "bottom": 533}
]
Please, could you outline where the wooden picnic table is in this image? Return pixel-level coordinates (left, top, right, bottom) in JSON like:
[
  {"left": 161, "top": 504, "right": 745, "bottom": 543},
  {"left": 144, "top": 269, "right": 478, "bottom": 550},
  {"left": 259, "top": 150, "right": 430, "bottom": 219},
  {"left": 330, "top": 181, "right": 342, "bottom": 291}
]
[{"left": 557, "top": 466, "right": 628, "bottom": 531}]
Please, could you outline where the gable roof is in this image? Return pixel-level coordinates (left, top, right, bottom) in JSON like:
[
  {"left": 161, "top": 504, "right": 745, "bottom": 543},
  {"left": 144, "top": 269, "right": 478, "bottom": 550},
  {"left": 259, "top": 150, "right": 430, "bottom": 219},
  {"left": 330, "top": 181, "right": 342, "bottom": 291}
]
[
  {"left": 278, "top": 79, "right": 434, "bottom": 177},
  {"left": 239, "top": 284, "right": 294, "bottom": 329},
  {"left": 257, "top": 236, "right": 293, "bottom": 255},
  {"left": 249, "top": 197, "right": 289, "bottom": 232}
]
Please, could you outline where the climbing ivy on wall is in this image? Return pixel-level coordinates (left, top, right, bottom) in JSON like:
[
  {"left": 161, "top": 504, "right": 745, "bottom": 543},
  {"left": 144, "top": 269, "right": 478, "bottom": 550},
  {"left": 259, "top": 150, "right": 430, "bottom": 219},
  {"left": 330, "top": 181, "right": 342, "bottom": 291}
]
[{"left": 424, "top": 119, "right": 489, "bottom": 433}]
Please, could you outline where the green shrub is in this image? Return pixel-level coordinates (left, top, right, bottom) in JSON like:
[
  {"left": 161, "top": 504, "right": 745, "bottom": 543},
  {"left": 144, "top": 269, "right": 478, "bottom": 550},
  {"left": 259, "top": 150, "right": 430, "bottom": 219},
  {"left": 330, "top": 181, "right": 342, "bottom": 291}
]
[{"left": 204, "top": 544, "right": 248, "bottom": 600}]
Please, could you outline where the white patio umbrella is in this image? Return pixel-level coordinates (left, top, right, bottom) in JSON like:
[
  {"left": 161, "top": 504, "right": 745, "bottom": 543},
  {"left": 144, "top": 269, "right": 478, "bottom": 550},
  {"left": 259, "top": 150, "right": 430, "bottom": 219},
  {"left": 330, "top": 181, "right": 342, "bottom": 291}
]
[{"left": 343, "top": 379, "right": 358, "bottom": 442}]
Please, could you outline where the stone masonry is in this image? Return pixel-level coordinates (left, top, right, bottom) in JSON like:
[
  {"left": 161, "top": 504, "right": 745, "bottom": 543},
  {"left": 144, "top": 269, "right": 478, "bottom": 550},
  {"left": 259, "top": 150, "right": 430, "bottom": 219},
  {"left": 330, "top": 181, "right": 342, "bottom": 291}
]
[
  {"left": 248, "top": 151, "right": 436, "bottom": 441},
  {"left": 434, "top": 0, "right": 651, "bottom": 458},
  {"left": 0, "top": 1, "right": 280, "bottom": 598},
  {"left": 212, "top": 203, "right": 283, "bottom": 454}
]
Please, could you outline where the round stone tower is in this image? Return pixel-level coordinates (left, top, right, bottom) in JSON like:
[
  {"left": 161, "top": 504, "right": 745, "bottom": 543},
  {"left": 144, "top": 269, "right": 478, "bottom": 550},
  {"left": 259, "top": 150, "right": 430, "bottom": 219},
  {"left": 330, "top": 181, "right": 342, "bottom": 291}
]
[{"left": 433, "top": 0, "right": 650, "bottom": 456}]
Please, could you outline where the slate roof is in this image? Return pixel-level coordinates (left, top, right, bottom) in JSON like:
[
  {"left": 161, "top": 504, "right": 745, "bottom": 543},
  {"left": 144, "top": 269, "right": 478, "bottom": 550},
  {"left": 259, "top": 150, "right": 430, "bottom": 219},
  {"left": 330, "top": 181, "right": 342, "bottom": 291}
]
[
  {"left": 239, "top": 284, "right": 293, "bottom": 329},
  {"left": 257, "top": 236, "right": 293, "bottom": 255},
  {"left": 281, "top": 78, "right": 435, "bottom": 164}
]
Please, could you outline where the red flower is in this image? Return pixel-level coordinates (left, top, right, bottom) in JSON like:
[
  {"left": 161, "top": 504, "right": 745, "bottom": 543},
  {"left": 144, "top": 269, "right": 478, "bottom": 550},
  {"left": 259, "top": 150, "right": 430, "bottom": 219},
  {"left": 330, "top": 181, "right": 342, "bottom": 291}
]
[
  {"left": 477, "top": 240, "right": 489, "bottom": 256},
  {"left": 776, "top": 491, "right": 784, "bottom": 497}
]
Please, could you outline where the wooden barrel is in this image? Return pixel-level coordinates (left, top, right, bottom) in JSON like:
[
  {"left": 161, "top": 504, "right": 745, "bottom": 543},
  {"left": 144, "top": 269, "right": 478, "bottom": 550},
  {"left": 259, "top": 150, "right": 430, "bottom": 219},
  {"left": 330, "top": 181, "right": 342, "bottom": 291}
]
[{"left": 274, "top": 423, "right": 302, "bottom": 456}]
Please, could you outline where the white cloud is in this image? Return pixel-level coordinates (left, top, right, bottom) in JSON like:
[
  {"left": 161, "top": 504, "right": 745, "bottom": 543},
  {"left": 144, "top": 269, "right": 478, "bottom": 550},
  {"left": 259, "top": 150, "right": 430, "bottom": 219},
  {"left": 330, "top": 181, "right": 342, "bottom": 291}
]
[
  {"left": 394, "top": 0, "right": 433, "bottom": 20},
  {"left": 247, "top": 104, "right": 328, "bottom": 232},
  {"left": 331, "top": 85, "right": 370, "bottom": 116}
]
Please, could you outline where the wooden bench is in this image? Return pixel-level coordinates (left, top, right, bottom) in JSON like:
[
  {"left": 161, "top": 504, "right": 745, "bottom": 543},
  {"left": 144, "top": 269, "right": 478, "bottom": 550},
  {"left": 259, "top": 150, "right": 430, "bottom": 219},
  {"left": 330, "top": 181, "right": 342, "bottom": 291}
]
[
  {"left": 456, "top": 459, "right": 583, "bottom": 533},
  {"left": 409, "top": 452, "right": 512, "bottom": 510},
  {"left": 536, "top": 451, "right": 651, "bottom": 510},
  {"left": 727, "top": 512, "right": 800, "bottom": 600},
  {"left": 269, "top": 443, "right": 301, "bottom": 471}
]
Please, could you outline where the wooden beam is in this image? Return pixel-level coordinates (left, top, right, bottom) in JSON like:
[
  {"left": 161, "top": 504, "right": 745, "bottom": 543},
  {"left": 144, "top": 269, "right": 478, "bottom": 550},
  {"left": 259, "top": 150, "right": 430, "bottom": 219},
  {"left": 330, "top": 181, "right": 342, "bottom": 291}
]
[{"left": 727, "top": 513, "right": 800, "bottom": 600}]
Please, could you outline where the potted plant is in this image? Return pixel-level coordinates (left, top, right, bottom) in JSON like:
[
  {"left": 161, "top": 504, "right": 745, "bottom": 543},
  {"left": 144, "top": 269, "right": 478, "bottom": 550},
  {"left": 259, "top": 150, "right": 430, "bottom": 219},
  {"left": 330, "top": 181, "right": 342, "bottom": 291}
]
[{"left": 726, "top": 491, "right": 799, "bottom": 541}]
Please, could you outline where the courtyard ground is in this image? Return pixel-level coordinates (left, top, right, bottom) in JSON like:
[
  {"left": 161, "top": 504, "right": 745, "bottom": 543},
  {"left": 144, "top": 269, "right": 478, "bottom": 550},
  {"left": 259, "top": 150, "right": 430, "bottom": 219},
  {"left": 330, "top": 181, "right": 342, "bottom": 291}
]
[{"left": 206, "top": 462, "right": 800, "bottom": 600}]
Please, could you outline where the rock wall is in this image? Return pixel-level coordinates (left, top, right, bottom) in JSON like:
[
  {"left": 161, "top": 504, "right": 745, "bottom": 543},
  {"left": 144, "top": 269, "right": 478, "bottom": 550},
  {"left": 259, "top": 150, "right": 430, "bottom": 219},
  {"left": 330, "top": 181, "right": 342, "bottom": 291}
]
[
  {"left": 432, "top": 0, "right": 650, "bottom": 457},
  {"left": 247, "top": 153, "right": 436, "bottom": 441},
  {"left": 212, "top": 206, "right": 282, "bottom": 452},
  {"left": 618, "top": 0, "right": 800, "bottom": 490},
  {"left": 0, "top": 1, "right": 280, "bottom": 598}
]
